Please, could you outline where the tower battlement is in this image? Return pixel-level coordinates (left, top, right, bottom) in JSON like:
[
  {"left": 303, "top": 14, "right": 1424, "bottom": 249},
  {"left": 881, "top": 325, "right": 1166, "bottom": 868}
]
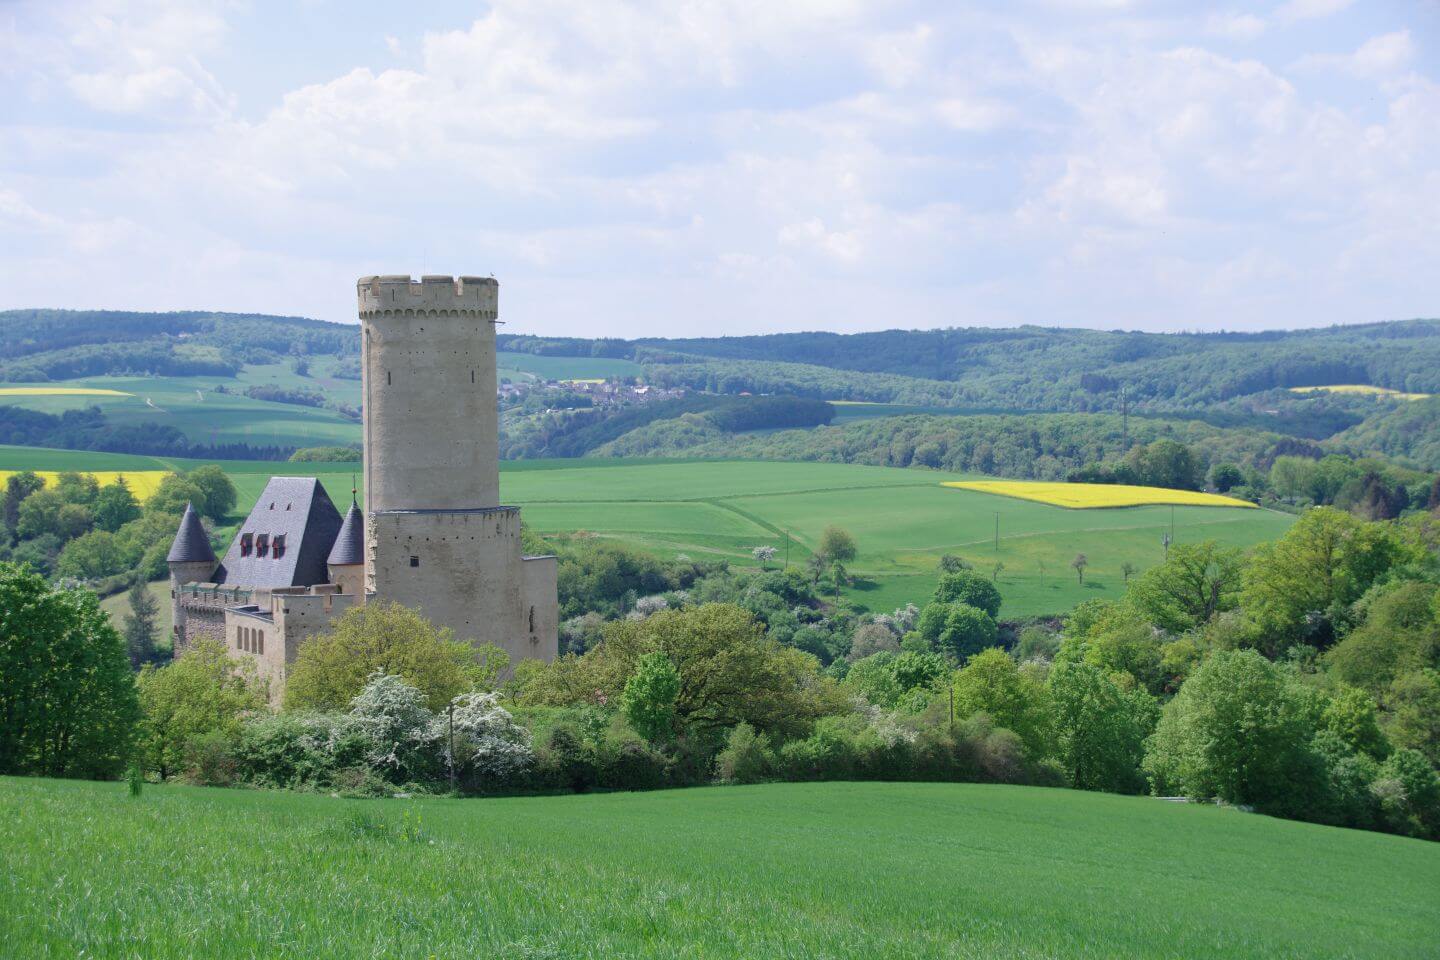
[{"left": 357, "top": 274, "right": 498, "bottom": 319}]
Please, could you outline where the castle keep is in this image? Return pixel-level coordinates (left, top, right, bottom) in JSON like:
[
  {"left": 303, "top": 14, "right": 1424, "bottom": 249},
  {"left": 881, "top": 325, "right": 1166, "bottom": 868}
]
[{"left": 169, "top": 276, "right": 559, "bottom": 700}]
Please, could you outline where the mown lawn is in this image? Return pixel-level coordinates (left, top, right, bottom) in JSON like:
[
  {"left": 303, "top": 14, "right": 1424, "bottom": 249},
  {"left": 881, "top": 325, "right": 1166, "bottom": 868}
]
[{"left": 1, "top": 778, "right": 1435, "bottom": 959}]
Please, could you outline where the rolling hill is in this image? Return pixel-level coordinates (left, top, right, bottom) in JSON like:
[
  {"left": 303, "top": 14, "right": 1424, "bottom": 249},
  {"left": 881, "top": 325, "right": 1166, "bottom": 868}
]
[
  {"left": 3, "top": 777, "right": 1435, "bottom": 959},
  {"left": 0, "top": 446, "right": 1292, "bottom": 617}
]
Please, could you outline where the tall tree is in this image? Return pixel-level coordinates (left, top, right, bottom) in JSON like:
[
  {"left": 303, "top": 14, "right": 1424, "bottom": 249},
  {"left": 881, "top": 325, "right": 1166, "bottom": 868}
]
[
  {"left": 94, "top": 477, "right": 141, "bottom": 532},
  {"left": 0, "top": 562, "right": 140, "bottom": 779},
  {"left": 1242, "top": 507, "right": 1414, "bottom": 654},
  {"left": 818, "top": 526, "right": 858, "bottom": 565},
  {"left": 123, "top": 580, "right": 160, "bottom": 667},
  {"left": 1127, "top": 540, "right": 1244, "bottom": 633},
  {"left": 2, "top": 471, "right": 45, "bottom": 539}
]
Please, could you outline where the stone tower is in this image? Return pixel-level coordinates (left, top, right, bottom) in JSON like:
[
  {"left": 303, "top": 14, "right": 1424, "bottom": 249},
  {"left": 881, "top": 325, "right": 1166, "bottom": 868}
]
[
  {"left": 357, "top": 275, "right": 557, "bottom": 664},
  {"left": 166, "top": 502, "right": 218, "bottom": 654}
]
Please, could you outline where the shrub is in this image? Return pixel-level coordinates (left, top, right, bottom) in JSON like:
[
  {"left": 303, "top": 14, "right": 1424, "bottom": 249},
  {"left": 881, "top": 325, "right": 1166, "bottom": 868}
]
[
  {"left": 716, "top": 723, "right": 775, "bottom": 784},
  {"left": 349, "top": 674, "right": 441, "bottom": 784},
  {"left": 442, "top": 691, "right": 533, "bottom": 791}
]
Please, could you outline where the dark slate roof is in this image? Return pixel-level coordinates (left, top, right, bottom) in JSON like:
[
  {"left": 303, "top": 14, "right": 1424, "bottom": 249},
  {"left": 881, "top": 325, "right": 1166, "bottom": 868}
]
[
  {"left": 328, "top": 500, "right": 365, "bottom": 566},
  {"left": 166, "top": 503, "right": 217, "bottom": 564},
  {"left": 215, "top": 477, "right": 344, "bottom": 588}
]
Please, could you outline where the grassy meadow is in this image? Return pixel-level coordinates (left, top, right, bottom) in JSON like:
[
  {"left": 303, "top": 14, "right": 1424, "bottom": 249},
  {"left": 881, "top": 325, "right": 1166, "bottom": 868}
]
[
  {"left": 0, "top": 365, "right": 363, "bottom": 449},
  {"left": 496, "top": 350, "right": 643, "bottom": 382},
  {"left": 2, "top": 777, "right": 1436, "bottom": 959},
  {"left": 2, "top": 445, "right": 1293, "bottom": 618}
]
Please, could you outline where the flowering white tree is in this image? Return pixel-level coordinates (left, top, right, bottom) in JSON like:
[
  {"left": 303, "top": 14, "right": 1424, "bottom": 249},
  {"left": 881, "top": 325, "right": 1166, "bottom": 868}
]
[
  {"left": 627, "top": 595, "right": 670, "bottom": 621},
  {"left": 439, "top": 691, "right": 533, "bottom": 786},
  {"left": 751, "top": 545, "right": 777, "bottom": 568},
  {"left": 349, "top": 673, "right": 439, "bottom": 779}
]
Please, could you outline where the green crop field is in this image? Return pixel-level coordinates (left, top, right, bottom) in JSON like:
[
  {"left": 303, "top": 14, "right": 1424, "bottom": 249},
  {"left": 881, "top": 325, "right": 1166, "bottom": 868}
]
[
  {"left": 0, "top": 365, "right": 363, "bottom": 450},
  {"left": 0, "top": 447, "right": 1292, "bottom": 616},
  {"left": 2, "top": 778, "right": 1435, "bottom": 959},
  {"left": 496, "top": 350, "right": 642, "bottom": 382}
]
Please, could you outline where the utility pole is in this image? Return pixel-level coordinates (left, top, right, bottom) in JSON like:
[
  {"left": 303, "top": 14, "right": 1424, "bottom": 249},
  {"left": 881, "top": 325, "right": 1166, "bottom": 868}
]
[
  {"left": 994, "top": 512, "right": 1000, "bottom": 553},
  {"left": 447, "top": 703, "right": 456, "bottom": 792},
  {"left": 783, "top": 529, "right": 791, "bottom": 571},
  {"left": 1121, "top": 384, "right": 1129, "bottom": 448}
]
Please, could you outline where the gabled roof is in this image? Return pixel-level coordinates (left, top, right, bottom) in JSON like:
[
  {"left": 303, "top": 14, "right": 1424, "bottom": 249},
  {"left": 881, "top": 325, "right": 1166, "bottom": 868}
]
[
  {"left": 166, "top": 503, "right": 217, "bottom": 564},
  {"left": 215, "top": 477, "right": 344, "bottom": 588},
  {"left": 328, "top": 499, "right": 365, "bottom": 566}
]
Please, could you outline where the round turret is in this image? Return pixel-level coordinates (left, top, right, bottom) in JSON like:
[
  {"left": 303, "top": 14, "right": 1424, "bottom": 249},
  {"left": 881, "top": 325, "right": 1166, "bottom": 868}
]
[{"left": 357, "top": 275, "right": 501, "bottom": 511}]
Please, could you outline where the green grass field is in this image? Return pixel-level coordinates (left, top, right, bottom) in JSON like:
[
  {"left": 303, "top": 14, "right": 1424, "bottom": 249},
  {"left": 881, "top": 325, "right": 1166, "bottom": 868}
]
[
  {"left": 0, "top": 364, "right": 363, "bottom": 449},
  {"left": 0, "top": 447, "right": 1292, "bottom": 616},
  {"left": 2, "top": 777, "right": 1435, "bottom": 959},
  {"left": 496, "top": 350, "right": 643, "bottom": 382}
]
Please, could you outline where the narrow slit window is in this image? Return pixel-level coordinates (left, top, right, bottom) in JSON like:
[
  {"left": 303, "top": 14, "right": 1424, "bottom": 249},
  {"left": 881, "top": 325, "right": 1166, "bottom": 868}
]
[{"left": 409, "top": 555, "right": 420, "bottom": 568}]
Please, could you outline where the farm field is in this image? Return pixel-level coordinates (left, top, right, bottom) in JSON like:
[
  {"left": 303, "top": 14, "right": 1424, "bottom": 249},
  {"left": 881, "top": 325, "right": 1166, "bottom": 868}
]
[
  {"left": 2, "top": 777, "right": 1436, "bottom": 960},
  {"left": 496, "top": 350, "right": 643, "bottom": 382},
  {"left": 944, "top": 480, "right": 1256, "bottom": 509},
  {"left": 1288, "top": 384, "right": 1431, "bottom": 401},
  {"left": 0, "top": 363, "right": 362, "bottom": 449},
  {"left": 11, "top": 446, "right": 1294, "bottom": 617},
  {"left": 0, "top": 468, "right": 172, "bottom": 500}
]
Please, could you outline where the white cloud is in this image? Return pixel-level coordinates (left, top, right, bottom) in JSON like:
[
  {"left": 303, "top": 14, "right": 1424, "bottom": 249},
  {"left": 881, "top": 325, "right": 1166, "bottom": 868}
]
[
  {"left": 1275, "top": 0, "right": 1354, "bottom": 24},
  {"left": 0, "top": 0, "right": 1435, "bottom": 334},
  {"left": 1295, "top": 30, "right": 1415, "bottom": 79},
  {"left": 1205, "top": 13, "right": 1266, "bottom": 42}
]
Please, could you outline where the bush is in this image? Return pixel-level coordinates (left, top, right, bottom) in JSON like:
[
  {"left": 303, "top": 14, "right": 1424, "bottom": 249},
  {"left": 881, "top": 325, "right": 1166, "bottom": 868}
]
[
  {"left": 444, "top": 691, "right": 533, "bottom": 791},
  {"left": 716, "top": 723, "right": 775, "bottom": 783}
]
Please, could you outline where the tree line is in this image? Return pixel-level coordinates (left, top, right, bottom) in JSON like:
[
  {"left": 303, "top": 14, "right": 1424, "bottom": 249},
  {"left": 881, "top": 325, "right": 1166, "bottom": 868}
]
[{"left": 4, "top": 501, "right": 1437, "bottom": 843}]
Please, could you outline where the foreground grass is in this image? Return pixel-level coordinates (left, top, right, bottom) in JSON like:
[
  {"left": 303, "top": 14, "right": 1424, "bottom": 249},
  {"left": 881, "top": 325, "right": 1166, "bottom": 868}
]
[{"left": 2, "top": 778, "right": 1435, "bottom": 959}]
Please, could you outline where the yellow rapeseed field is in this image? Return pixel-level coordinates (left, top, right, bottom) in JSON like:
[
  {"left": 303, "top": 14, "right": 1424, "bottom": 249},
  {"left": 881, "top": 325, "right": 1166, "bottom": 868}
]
[
  {"left": 1287, "top": 384, "right": 1431, "bottom": 401},
  {"left": 0, "top": 470, "right": 171, "bottom": 500},
  {"left": 0, "top": 387, "right": 134, "bottom": 397},
  {"left": 941, "top": 480, "right": 1257, "bottom": 510}
]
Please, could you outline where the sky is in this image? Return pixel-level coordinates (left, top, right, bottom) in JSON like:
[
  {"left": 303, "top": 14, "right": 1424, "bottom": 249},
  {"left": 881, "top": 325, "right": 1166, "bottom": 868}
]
[{"left": 1, "top": 1, "right": 1437, "bottom": 338}]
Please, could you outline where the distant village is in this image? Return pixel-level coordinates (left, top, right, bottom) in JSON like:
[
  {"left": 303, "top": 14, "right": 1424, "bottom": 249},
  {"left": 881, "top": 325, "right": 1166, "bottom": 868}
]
[{"left": 498, "top": 375, "right": 686, "bottom": 408}]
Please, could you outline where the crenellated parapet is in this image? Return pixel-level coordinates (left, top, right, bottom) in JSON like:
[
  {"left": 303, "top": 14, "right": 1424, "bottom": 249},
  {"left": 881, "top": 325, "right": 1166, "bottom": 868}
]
[{"left": 357, "top": 275, "right": 498, "bottom": 320}]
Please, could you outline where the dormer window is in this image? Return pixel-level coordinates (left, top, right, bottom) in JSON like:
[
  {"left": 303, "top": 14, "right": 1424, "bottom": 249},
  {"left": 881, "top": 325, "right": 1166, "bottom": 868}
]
[
  {"left": 240, "top": 533, "right": 254, "bottom": 557},
  {"left": 273, "top": 534, "right": 286, "bottom": 559},
  {"left": 256, "top": 534, "right": 270, "bottom": 558}
]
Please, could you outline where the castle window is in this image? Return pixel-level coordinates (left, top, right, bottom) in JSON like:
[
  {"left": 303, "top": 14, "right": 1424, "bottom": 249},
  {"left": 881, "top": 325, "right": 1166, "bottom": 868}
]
[
  {"left": 528, "top": 606, "right": 535, "bottom": 633},
  {"left": 256, "top": 632, "right": 264, "bottom": 655},
  {"left": 256, "top": 534, "right": 270, "bottom": 558},
  {"left": 409, "top": 555, "right": 420, "bottom": 567},
  {"left": 273, "top": 535, "right": 286, "bottom": 559},
  {"left": 240, "top": 533, "right": 253, "bottom": 557},
  {"left": 387, "top": 370, "right": 392, "bottom": 385}
]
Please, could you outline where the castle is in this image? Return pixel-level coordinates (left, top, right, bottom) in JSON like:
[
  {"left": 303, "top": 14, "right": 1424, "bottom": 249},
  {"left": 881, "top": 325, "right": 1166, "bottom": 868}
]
[{"left": 167, "top": 275, "right": 559, "bottom": 700}]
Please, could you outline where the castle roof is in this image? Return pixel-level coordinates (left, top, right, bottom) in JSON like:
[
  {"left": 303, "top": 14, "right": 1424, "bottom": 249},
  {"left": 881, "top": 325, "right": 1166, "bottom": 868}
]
[
  {"left": 166, "top": 503, "right": 216, "bottom": 565},
  {"left": 328, "top": 499, "right": 365, "bottom": 566},
  {"left": 214, "top": 477, "right": 344, "bottom": 589}
]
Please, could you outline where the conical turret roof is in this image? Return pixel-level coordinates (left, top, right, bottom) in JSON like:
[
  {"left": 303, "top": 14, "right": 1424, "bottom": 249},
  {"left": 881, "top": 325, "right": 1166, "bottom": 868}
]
[
  {"left": 166, "top": 503, "right": 217, "bottom": 564},
  {"left": 327, "top": 499, "right": 365, "bottom": 566}
]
